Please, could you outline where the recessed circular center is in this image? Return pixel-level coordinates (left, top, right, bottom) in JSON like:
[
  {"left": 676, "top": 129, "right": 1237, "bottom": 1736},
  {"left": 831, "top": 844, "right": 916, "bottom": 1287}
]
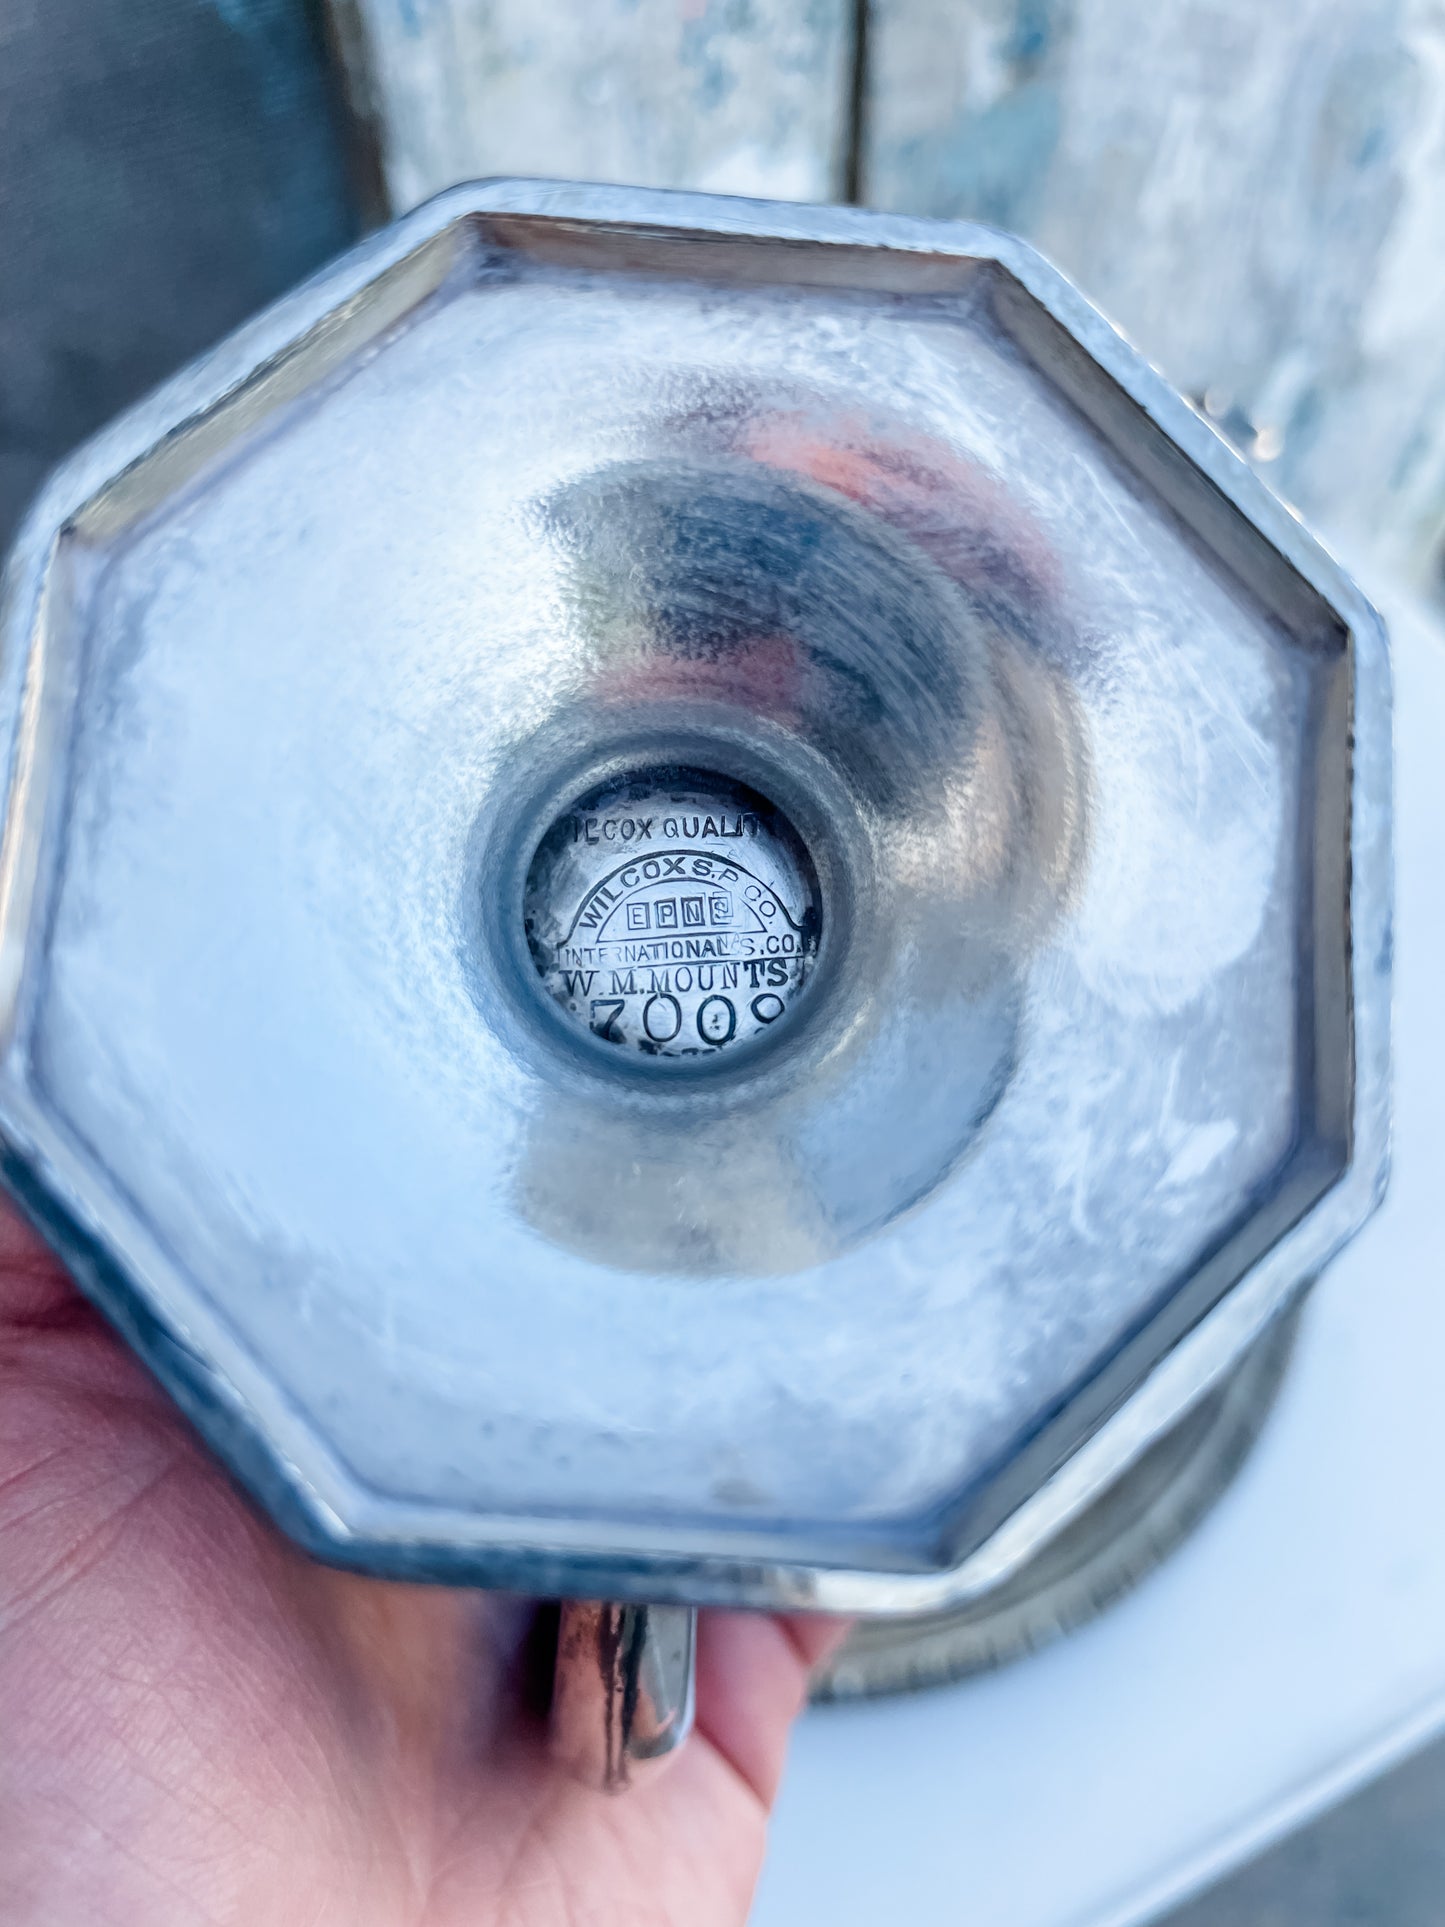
[{"left": 523, "top": 766, "right": 822, "bottom": 1060}]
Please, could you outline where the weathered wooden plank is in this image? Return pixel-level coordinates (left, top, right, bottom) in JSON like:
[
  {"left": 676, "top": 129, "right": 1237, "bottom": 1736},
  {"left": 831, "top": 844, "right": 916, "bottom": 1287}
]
[
  {"left": 328, "top": 0, "right": 855, "bottom": 215},
  {"left": 863, "top": 0, "right": 1445, "bottom": 588}
]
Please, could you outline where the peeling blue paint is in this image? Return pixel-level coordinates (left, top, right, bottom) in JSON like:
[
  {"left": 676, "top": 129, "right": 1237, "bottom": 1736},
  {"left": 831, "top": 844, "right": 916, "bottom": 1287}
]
[
  {"left": 895, "top": 84, "right": 1063, "bottom": 233},
  {"left": 874, "top": 0, "right": 1072, "bottom": 231},
  {"left": 1005, "top": 0, "right": 1056, "bottom": 74},
  {"left": 681, "top": 4, "right": 743, "bottom": 117}
]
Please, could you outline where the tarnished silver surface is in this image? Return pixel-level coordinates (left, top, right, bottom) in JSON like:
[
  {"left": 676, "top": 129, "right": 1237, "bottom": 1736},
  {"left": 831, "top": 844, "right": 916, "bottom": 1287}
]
[
  {"left": 0, "top": 181, "right": 1390, "bottom": 1612},
  {"left": 328, "top": 0, "right": 853, "bottom": 213},
  {"left": 549, "top": 1600, "right": 696, "bottom": 1791}
]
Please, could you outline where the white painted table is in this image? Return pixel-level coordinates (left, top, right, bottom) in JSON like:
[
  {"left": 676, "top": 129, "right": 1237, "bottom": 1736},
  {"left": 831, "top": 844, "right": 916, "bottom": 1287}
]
[{"left": 754, "top": 583, "right": 1444, "bottom": 1926}]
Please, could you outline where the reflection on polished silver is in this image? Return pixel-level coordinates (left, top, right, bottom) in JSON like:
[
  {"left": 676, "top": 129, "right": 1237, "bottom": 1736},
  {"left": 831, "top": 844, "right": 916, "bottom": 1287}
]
[
  {"left": 550, "top": 1601, "right": 697, "bottom": 1792},
  {"left": 523, "top": 767, "right": 821, "bottom": 1060},
  {"left": 0, "top": 182, "right": 1390, "bottom": 1649}
]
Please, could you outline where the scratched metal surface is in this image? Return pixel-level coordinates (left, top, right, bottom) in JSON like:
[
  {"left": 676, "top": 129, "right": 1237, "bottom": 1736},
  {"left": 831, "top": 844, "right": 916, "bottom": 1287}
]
[
  {"left": 861, "top": 0, "right": 1445, "bottom": 595},
  {"left": 329, "top": 0, "right": 854, "bottom": 211},
  {"left": 0, "top": 184, "right": 1386, "bottom": 1606}
]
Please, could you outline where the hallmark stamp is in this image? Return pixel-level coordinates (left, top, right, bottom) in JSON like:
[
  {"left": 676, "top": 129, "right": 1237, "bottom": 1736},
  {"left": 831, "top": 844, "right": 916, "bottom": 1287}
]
[{"left": 523, "top": 769, "right": 822, "bottom": 1059}]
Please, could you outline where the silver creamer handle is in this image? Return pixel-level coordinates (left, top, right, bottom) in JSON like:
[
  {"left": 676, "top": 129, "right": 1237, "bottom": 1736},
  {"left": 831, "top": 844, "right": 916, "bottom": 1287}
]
[{"left": 550, "top": 1600, "right": 697, "bottom": 1792}]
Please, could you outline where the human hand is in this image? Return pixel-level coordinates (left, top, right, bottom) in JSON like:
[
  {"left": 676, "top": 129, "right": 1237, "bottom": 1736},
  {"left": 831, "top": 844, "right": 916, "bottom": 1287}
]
[{"left": 0, "top": 1208, "right": 843, "bottom": 1924}]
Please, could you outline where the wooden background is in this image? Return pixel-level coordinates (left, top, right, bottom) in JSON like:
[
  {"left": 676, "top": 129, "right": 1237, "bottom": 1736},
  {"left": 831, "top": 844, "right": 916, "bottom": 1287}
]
[{"left": 328, "top": 0, "right": 1445, "bottom": 600}]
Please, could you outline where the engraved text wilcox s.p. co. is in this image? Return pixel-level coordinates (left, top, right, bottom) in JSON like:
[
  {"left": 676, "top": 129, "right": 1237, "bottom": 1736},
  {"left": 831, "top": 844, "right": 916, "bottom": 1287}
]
[{"left": 523, "top": 769, "right": 822, "bottom": 1058}]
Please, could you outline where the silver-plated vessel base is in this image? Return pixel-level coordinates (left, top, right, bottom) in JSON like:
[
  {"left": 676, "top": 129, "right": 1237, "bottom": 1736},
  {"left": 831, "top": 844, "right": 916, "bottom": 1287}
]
[
  {"left": 523, "top": 764, "right": 822, "bottom": 1060},
  {"left": 813, "top": 1299, "right": 1301, "bottom": 1700}
]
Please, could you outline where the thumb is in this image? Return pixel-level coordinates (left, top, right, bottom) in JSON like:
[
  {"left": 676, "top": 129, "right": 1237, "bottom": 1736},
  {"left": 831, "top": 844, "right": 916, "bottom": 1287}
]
[{"left": 693, "top": 1609, "right": 851, "bottom": 1808}]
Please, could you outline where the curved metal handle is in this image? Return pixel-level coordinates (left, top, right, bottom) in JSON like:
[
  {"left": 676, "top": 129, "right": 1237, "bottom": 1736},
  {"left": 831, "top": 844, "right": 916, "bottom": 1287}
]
[{"left": 549, "top": 1601, "right": 697, "bottom": 1791}]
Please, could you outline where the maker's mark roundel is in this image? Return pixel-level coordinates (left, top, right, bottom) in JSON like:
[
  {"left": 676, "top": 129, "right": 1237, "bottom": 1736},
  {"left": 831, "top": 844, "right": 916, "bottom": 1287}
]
[{"left": 522, "top": 769, "right": 822, "bottom": 1059}]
